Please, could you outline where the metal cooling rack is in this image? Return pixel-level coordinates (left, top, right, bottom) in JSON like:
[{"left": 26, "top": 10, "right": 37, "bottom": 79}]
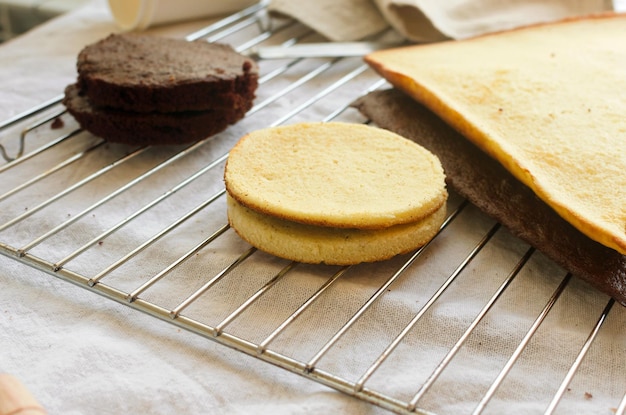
[{"left": 0, "top": 3, "right": 625, "bottom": 414}]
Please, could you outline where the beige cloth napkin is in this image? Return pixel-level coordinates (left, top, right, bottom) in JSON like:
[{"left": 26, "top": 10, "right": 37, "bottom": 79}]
[
  {"left": 269, "top": 0, "right": 614, "bottom": 41},
  {"left": 268, "top": 0, "right": 389, "bottom": 41}
]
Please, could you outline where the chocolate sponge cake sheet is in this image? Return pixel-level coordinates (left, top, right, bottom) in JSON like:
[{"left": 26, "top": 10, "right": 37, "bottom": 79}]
[{"left": 352, "top": 88, "right": 626, "bottom": 305}]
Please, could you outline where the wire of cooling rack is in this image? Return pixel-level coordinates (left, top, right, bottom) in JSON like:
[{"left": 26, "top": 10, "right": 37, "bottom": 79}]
[{"left": 0, "top": 4, "right": 624, "bottom": 415}]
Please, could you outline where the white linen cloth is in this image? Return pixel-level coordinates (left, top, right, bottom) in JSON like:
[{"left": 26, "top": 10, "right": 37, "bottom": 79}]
[
  {"left": 0, "top": 1, "right": 625, "bottom": 415},
  {"left": 269, "top": 0, "right": 614, "bottom": 41}
]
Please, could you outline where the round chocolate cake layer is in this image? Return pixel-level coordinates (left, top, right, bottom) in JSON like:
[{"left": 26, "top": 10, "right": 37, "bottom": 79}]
[
  {"left": 76, "top": 34, "right": 258, "bottom": 113},
  {"left": 63, "top": 83, "right": 248, "bottom": 146}
]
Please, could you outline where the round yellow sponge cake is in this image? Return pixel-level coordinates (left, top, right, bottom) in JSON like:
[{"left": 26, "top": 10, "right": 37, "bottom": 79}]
[{"left": 224, "top": 122, "right": 447, "bottom": 265}]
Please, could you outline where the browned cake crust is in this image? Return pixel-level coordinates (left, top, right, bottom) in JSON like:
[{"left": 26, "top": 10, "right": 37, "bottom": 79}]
[
  {"left": 63, "top": 83, "right": 248, "bottom": 146},
  {"left": 352, "top": 88, "right": 626, "bottom": 306},
  {"left": 76, "top": 34, "right": 258, "bottom": 113}
]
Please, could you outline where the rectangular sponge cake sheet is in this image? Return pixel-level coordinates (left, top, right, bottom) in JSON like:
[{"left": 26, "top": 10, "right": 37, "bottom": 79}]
[{"left": 365, "top": 13, "right": 626, "bottom": 255}]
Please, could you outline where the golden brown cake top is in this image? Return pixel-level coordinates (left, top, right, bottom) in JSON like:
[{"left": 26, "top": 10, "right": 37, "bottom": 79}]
[
  {"left": 224, "top": 122, "right": 447, "bottom": 229},
  {"left": 365, "top": 13, "right": 626, "bottom": 254}
]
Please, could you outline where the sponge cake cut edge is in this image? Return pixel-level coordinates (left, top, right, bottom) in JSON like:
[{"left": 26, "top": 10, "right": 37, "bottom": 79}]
[{"left": 226, "top": 194, "right": 446, "bottom": 265}]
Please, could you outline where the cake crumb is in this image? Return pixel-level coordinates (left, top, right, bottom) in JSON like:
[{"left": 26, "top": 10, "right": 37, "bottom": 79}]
[{"left": 51, "top": 117, "right": 64, "bottom": 129}]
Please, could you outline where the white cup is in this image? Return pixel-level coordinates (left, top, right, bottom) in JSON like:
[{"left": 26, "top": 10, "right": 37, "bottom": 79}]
[{"left": 108, "top": 0, "right": 259, "bottom": 31}]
